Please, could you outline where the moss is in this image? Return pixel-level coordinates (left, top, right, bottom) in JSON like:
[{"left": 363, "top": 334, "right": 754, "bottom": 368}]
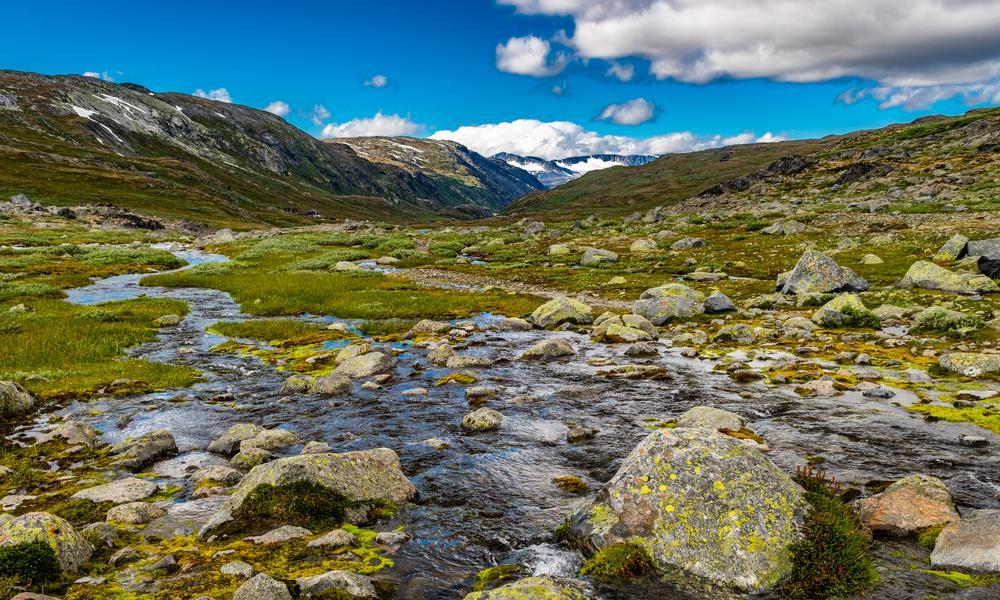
[
  {"left": 579, "top": 543, "right": 655, "bottom": 579},
  {"left": 836, "top": 306, "right": 882, "bottom": 329},
  {"left": 917, "top": 524, "right": 945, "bottom": 550},
  {"left": 552, "top": 475, "right": 588, "bottom": 494},
  {"left": 777, "top": 471, "right": 878, "bottom": 599},
  {"left": 49, "top": 498, "right": 113, "bottom": 527},
  {"left": 720, "top": 427, "right": 765, "bottom": 443},
  {"left": 921, "top": 569, "right": 1000, "bottom": 588},
  {"left": 434, "top": 372, "right": 477, "bottom": 386},
  {"left": 0, "top": 541, "right": 61, "bottom": 584},
  {"left": 907, "top": 402, "right": 1000, "bottom": 435},
  {"left": 471, "top": 564, "right": 529, "bottom": 592}
]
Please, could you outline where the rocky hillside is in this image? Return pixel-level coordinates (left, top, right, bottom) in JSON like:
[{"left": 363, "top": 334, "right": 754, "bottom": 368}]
[
  {"left": 509, "top": 107, "right": 1000, "bottom": 221},
  {"left": 0, "top": 70, "right": 539, "bottom": 227},
  {"left": 328, "top": 137, "right": 543, "bottom": 215}
]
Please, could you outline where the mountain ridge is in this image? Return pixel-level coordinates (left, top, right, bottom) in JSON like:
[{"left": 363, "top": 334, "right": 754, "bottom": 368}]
[{"left": 494, "top": 151, "right": 658, "bottom": 188}]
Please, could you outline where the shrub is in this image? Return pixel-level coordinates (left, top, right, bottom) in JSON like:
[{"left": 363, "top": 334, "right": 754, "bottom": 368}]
[
  {"left": 838, "top": 306, "right": 882, "bottom": 329},
  {"left": 0, "top": 541, "right": 61, "bottom": 583},
  {"left": 579, "top": 543, "right": 655, "bottom": 578},
  {"left": 778, "top": 467, "right": 878, "bottom": 599}
]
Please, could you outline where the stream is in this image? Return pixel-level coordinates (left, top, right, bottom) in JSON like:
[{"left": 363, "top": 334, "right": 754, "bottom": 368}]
[{"left": 22, "top": 248, "right": 1000, "bottom": 598}]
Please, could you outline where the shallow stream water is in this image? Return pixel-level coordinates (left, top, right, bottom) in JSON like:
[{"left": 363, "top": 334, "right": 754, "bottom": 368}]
[{"left": 24, "top": 249, "right": 1000, "bottom": 599}]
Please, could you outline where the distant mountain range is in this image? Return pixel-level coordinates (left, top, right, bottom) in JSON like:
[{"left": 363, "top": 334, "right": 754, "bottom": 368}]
[
  {"left": 0, "top": 70, "right": 543, "bottom": 226},
  {"left": 493, "top": 152, "right": 659, "bottom": 188}
]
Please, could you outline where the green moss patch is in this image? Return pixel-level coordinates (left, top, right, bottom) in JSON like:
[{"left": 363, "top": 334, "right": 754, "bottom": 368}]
[
  {"left": 579, "top": 543, "right": 655, "bottom": 579},
  {"left": 472, "top": 564, "right": 529, "bottom": 592}
]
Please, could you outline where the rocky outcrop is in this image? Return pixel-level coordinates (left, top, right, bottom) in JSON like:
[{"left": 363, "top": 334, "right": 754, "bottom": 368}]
[
  {"left": 898, "top": 261, "right": 997, "bottom": 294},
  {"left": 530, "top": 298, "right": 594, "bottom": 328},
  {"left": 563, "top": 428, "right": 807, "bottom": 592},
  {"left": 0, "top": 512, "right": 92, "bottom": 573},
  {"left": 779, "top": 250, "right": 868, "bottom": 295},
  {"left": 857, "top": 474, "right": 959, "bottom": 537},
  {"left": 632, "top": 284, "right": 705, "bottom": 324}
]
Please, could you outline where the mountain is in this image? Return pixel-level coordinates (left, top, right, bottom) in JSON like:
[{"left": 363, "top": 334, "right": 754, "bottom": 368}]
[
  {"left": 0, "top": 70, "right": 541, "bottom": 227},
  {"left": 507, "top": 107, "right": 1000, "bottom": 220},
  {"left": 328, "top": 137, "right": 543, "bottom": 214},
  {"left": 494, "top": 152, "right": 658, "bottom": 188}
]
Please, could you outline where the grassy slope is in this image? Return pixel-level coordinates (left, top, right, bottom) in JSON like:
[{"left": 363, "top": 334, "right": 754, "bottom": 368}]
[{"left": 506, "top": 139, "right": 836, "bottom": 220}]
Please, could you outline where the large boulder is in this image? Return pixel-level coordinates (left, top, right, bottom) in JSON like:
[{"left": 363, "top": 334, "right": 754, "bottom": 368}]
[
  {"left": 0, "top": 512, "right": 92, "bottom": 573},
  {"left": 938, "top": 353, "right": 1000, "bottom": 377},
  {"left": 332, "top": 351, "right": 396, "bottom": 379},
  {"left": 811, "top": 294, "right": 875, "bottom": 327},
  {"left": 0, "top": 381, "right": 35, "bottom": 415},
  {"left": 563, "top": 428, "right": 807, "bottom": 592},
  {"left": 967, "top": 237, "right": 1000, "bottom": 279},
  {"left": 519, "top": 338, "right": 576, "bottom": 361},
  {"left": 933, "top": 234, "right": 970, "bottom": 262},
  {"left": 463, "top": 576, "right": 592, "bottom": 599},
  {"left": 591, "top": 314, "right": 657, "bottom": 344},
  {"left": 110, "top": 429, "right": 177, "bottom": 471},
  {"left": 930, "top": 509, "right": 1000, "bottom": 572},
  {"left": 779, "top": 250, "right": 868, "bottom": 295},
  {"left": 203, "top": 449, "right": 416, "bottom": 535},
  {"left": 703, "top": 291, "right": 736, "bottom": 314},
  {"left": 897, "top": 261, "right": 997, "bottom": 294},
  {"left": 530, "top": 298, "right": 593, "bottom": 328},
  {"left": 632, "top": 284, "right": 705, "bottom": 325},
  {"left": 856, "top": 474, "right": 959, "bottom": 537}
]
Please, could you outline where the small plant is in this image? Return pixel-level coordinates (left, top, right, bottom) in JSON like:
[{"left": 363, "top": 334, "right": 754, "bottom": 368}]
[
  {"left": 580, "top": 543, "right": 655, "bottom": 578},
  {"left": 778, "top": 466, "right": 878, "bottom": 599},
  {"left": 552, "top": 475, "right": 588, "bottom": 494},
  {"left": 837, "top": 306, "right": 882, "bottom": 329},
  {"left": 0, "top": 541, "right": 61, "bottom": 584}
]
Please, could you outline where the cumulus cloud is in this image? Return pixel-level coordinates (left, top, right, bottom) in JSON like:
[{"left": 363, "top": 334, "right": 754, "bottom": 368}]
[
  {"left": 82, "top": 71, "right": 114, "bottom": 82},
  {"left": 430, "top": 119, "right": 780, "bottom": 160},
  {"left": 839, "top": 82, "right": 1000, "bottom": 110},
  {"left": 264, "top": 101, "right": 290, "bottom": 117},
  {"left": 364, "top": 74, "right": 388, "bottom": 88},
  {"left": 498, "top": 0, "right": 1000, "bottom": 88},
  {"left": 310, "top": 104, "right": 331, "bottom": 126},
  {"left": 321, "top": 111, "right": 424, "bottom": 138},
  {"left": 496, "top": 35, "right": 567, "bottom": 76},
  {"left": 606, "top": 62, "right": 634, "bottom": 82},
  {"left": 597, "top": 98, "right": 656, "bottom": 125},
  {"left": 194, "top": 88, "right": 232, "bottom": 103}
]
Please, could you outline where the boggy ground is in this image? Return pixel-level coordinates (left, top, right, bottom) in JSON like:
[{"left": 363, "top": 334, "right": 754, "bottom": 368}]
[{"left": 1, "top": 204, "right": 999, "bottom": 599}]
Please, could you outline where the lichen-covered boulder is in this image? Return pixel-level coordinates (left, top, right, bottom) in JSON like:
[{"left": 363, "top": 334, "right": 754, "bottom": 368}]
[
  {"left": 780, "top": 250, "right": 869, "bottom": 295},
  {"left": 898, "top": 261, "right": 997, "bottom": 294},
  {"left": 106, "top": 501, "right": 167, "bottom": 525},
  {"left": 278, "top": 374, "right": 315, "bottom": 395},
  {"left": 519, "top": 337, "right": 576, "bottom": 361},
  {"left": 0, "top": 512, "right": 92, "bottom": 573},
  {"left": 563, "top": 428, "right": 807, "bottom": 592},
  {"left": 930, "top": 509, "right": 1000, "bottom": 572},
  {"left": 857, "top": 474, "right": 959, "bottom": 537},
  {"left": 580, "top": 247, "right": 618, "bottom": 266},
  {"left": 939, "top": 353, "right": 1000, "bottom": 377},
  {"left": 811, "top": 293, "right": 873, "bottom": 327},
  {"left": 240, "top": 428, "right": 300, "bottom": 452},
  {"left": 109, "top": 429, "right": 177, "bottom": 471},
  {"left": 332, "top": 351, "right": 396, "bottom": 379},
  {"left": 933, "top": 234, "right": 970, "bottom": 261},
  {"left": 205, "top": 449, "right": 416, "bottom": 536},
  {"left": 463, "top": 576, "right": 592, "bottom": 600},
  {"left": 761, "top": 220, "right": 806, "bottom": 236},
  {"left": 629, "top": 239, "right": 657, "bottom": 253},
  {"left": 0, "top": 381, "right": 35, "bottom": 416},
  {"left": 591, "top": 314, "right": 657, "bottom": 344},
  {"left": 530, "top": 298, "right": 593, "bottom": 328},
  {"left": 633, "top": 284, "right": 705, "bottom": 325},
  {"left": 208, "top": 424, "right": 264, "bottom": 456}
]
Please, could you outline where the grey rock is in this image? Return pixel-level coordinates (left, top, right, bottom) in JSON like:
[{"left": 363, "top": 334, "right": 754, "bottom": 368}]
[
  {"left": 0, "top": 381, "right": 35, "bottom": 415},
  {"left": 72, "top": 477, "right": 157, "bottom": 504},
  {"left": 297, "top": 570, "right": 377, "bottom": 599},
  {"left": 110, "top": 429, "right": 177, "bottom": 471},
  {"left": 234, "top": 573, "right": 293, "bottom": 600},
  {"left": 704, "top": 291, "right": 736, "bottom": 313},
  {"left": 462, "top": 408, "right": 502, "bottom": 433},
  {"left": 307, "top": 529, "right": 357, "bottom": 549},
  {"left": 208, "top": 423, "right": 265, "bottom": 455},
  {"left": 106, "top": 501, "right": 167, "bottom": 525},
  {"left": 221, "top": 560, "right": 255, "bottom": 579},
  {"left": 931, "top": 509, "right": 1000, "bottom": 572},
  {"left": 780, "top": 250, "right": 868, "bottom": 295},
  {"left": 246, "top": 525, "right": 313, "bottom": 545}
]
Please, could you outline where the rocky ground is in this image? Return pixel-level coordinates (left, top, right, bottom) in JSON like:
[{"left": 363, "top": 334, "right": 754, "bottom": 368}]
[{"left": 1, "top": 198, "right": 1000, "bottom": 599}]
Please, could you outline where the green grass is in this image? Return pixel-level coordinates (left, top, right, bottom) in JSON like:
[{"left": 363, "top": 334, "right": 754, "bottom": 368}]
[
  {"left": 209, "top": 320, "right": 332, "bottom": 343},
  {"left": 778, "top": 470, "right": 878, "bottom": 599},
  {"left": 0, "top": 297, "right": 199, "bottom": 401},
  {"left": 921, "top": 569, "right": 1000, "bottom": 588}
]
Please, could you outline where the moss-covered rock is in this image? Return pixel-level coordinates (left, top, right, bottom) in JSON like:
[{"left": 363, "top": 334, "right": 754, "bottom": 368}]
[
  {"left": 811, "top": 294, "right": 879, "bottom": 328},
  {"left": 0, "top": 512, "right": 92, "bottom": 573},
  {"left": 939, "top": 353, "right": 1000, "bottom": 377},
  {"left": 898, "top": 261, "right": 998, "bottom": 294},
  {"left": 632, "top": 284, "right": 705, "bottom": 325},
  {"left": 779, "top": 250, "right": 868, "bottom": 295},
  {"left": 463, "top": 576, "right": 592, "bottom": 599},
  {"left": 562, "top": 428, "right": 807, "bottom": 592},
  {"left": 0, "top": 380, "right": 36, "bottom": 416},
  {"left": 530, "top": 297, "right": 593, "bottom": 328}
]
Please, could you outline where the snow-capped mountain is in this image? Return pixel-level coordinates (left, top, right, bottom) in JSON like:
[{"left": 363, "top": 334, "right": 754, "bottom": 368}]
[{"left": 494, "top": 152, "right": 659, "bottom": 188}]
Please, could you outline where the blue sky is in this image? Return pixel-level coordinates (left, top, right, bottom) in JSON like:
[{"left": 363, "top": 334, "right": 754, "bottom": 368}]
[{"left": 3, "top": 0, "right": 999, "bottom": 159}]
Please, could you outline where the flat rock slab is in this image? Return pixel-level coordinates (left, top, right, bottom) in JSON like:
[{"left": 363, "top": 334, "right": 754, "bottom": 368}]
[{"left": 72, "top": 477, "right": 157, "bottom": 504}]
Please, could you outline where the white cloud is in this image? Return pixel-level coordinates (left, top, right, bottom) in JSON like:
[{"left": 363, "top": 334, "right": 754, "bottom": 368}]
[
  {"left": 82, "top": 71, "right": 115, "bottom": 82},
  {"left": 193, "top": 88, "right": 232, "bottom": 103},
  {"left": 364, "top": 74, "right": 388, "bottom": 88},
  {"left": 311, "top": 104, "right": 331, "bottom": 126},
  {"left": 496, "top": 35, "right": 567, "bottom": 76},
  {"left": 606, "top": 62, "right": 634, "bottom": 82},
  {"left": 839, "top": 82, "right": 1000, "bottom": 110},
  {"left": 499, "top": 0, "right": 1000, "bottom": 87},
  {"left": 430, "top": 119, "right": 781, "bottom": 160},
  {"left": 321, "top": 111, "right": 424, "bottom": 138},
  {"left": 597, "top": 97, "right": 656, "bottom": 125},
  {"left": 264, "top": 101, "right": 290, "bottom": 117}
]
